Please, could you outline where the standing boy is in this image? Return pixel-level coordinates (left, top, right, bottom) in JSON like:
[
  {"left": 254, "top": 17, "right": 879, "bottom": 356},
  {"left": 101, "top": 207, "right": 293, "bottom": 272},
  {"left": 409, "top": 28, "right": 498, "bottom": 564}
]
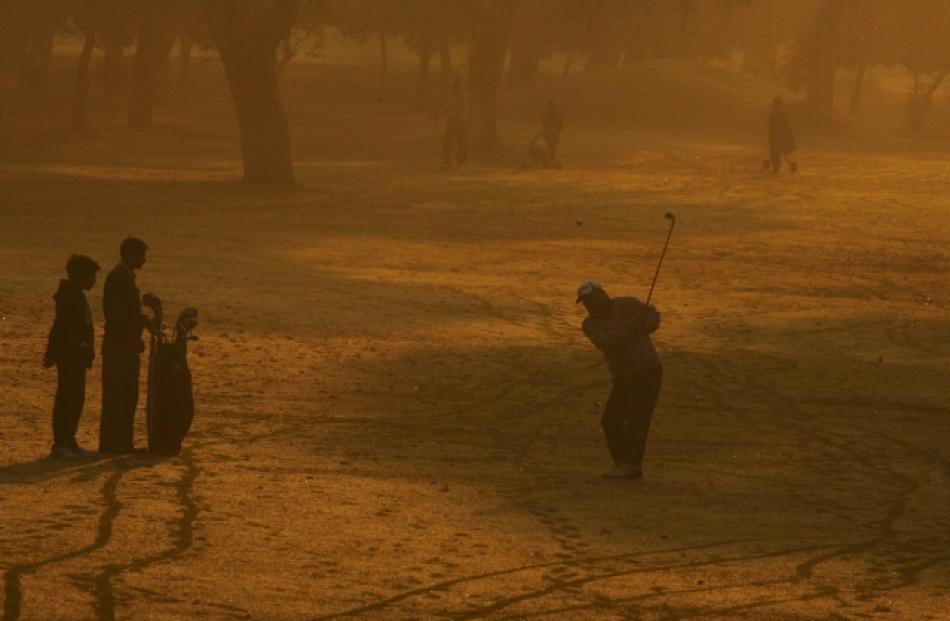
[{"left": 44, "top": 255, "right": 100, "bottom": 458}]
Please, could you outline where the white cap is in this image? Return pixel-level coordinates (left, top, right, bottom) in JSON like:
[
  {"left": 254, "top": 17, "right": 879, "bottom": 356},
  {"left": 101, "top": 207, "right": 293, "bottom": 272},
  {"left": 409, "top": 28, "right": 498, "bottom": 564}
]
[{"left": 576, "top": 281, "right": 603, "bottom": 303}]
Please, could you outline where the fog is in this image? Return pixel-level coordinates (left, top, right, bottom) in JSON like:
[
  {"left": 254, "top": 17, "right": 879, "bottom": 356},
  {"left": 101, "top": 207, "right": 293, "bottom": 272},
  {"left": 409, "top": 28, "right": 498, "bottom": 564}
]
[{"left": 2, "top": 2, "right": 949, "bottom": 619}]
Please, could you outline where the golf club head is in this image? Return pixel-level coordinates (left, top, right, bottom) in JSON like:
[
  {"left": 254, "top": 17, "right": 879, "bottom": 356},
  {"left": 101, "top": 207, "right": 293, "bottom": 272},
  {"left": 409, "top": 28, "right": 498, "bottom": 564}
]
[{"left": 176, "top": 307, "right": 198, "bottom": 333}]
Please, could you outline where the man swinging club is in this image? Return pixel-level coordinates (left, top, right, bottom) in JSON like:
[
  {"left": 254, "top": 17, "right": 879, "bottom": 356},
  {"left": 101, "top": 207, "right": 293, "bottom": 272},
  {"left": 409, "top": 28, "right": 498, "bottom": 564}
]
[{"left": 577, "top": 213, "right": 675, "bottom": 480}]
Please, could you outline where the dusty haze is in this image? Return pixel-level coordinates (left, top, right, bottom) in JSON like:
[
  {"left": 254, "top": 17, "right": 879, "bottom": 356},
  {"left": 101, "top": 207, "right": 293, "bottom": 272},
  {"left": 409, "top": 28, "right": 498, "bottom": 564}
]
[{"left": 2, "top": 1, "right": 950, "bottom": 620}]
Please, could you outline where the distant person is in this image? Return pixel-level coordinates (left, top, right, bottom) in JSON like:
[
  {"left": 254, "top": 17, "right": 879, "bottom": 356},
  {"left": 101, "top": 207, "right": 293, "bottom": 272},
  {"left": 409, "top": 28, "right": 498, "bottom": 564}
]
[
  {"left": 541, "top": 99, "right": 563, "bottom": 167},
  {"left": 99, "top": 237, "right": 149, "bottom": 454},
  {"left": 768, "top": 97, "right": 795, "bottom": 174},
  {"left": 577, "top": 281, "right": 662, "bottom": 479},
  {"left": 436, "top": 77, "right": 469, "bottom": 169},
  {"left": 43, "top": 255, "right": 100, "bottom": 459}
]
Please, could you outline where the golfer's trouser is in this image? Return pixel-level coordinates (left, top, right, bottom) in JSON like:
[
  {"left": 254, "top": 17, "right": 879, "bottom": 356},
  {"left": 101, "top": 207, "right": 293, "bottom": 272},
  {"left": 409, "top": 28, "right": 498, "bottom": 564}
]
[
  {"left": 602, "top": 366, "right": 663, "bottom": 467},
  {"left": 99, "top": 340, "right": 141, "bottom": 452},
  {"left": 53, "top": 363, "right": 86, "bottom": 449},
  {"left": 543, "top": 131, "right": 559, "bottom": 164},
  {"left": 769, "top": 141, "right": 782, "bottom": 173},
  {"left": 443, "top": 120, "right": 468, "bottom": 166}
]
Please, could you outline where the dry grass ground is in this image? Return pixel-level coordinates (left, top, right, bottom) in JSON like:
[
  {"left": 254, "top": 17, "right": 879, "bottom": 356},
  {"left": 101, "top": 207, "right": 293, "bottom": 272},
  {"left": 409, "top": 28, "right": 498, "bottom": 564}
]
[{"left": 2, "top": 55, "right": 950, "bottom": 621}]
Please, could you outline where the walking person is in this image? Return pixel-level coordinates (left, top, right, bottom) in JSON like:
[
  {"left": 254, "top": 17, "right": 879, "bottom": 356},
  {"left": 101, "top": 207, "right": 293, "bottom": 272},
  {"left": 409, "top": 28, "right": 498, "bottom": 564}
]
[
  {"left": 768, "top": 97, "right": 795, "bottom": 174},
  {"left": 577, "top": 281, "right": 663, "bottom": 479},
  {"left": 99, "top": 237, "right": 149, "bottom": 454},
  {"left": 541, "top": 99, "right": 563, "bottom": 168},
  {"left": 43, "top": 255, "right": 100, "bottom": 458}
]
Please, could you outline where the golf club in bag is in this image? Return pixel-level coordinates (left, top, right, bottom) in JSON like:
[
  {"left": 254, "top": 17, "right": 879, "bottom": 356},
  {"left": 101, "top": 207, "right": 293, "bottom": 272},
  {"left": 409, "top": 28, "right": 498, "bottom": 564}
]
[{"left": 143, "top": 293, "right": 198, "bottom": 456}]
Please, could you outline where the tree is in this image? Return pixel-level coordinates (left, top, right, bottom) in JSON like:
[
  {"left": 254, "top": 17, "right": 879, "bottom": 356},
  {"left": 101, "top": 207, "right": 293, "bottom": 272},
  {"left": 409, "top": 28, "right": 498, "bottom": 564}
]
[
  {"left": 800, "top": 0, "right": 845, "bottom": 112},
  {"left": 458, "top": 0, "right": 522, "bottom": 150},
  {"left": 506, "top": 0, "right": 550, "bottom": 89},
  {"left": 129, "top": 2, "right": 160, "bottom": 127},
  {"left": 396, "top": 1, "right": 461, "bottom": 109},
  {"left": 69, "top": 0, "right": 98, "bottom": 132},
  {"left": 202, "top": 0, "right": 300, "bottom": 184},
  {"left": 893, "top": 0, "right": 950, "bottom": 131}
]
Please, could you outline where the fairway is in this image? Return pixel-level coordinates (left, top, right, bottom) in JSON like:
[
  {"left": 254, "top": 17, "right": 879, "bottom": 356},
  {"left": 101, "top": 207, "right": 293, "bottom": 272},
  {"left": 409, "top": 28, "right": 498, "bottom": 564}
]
[{"left": 3, "top": 58, "right": 950, "bottom": 620}]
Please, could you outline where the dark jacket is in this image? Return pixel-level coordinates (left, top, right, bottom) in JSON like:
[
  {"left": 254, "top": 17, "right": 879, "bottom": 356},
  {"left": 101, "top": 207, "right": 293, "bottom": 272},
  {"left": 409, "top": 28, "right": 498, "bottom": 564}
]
[
  {"left": 45, "top": 279, "right": 94, "bottom": 367},
  {"left": 582, "top": 297, "right": 661, "bottom": 378},
  {"left": 103, "top": 262, "right": 144, "bottom": 347},
  {"left": 542, "top": 106, "right": 563, "bottom": 137},
  {"left": 769, "top": 108, "right": 794, "bottom": 152}
]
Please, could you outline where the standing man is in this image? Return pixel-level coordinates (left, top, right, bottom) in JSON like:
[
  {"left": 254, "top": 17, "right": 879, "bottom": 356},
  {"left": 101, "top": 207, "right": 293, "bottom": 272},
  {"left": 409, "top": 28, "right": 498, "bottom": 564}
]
[
  {"left": 439, "top": 77, "right": 469, "bottom": 169},
  {"left": 99, "top": 237, "right": 149, "bottom": 454},
  {"left": 768, "top": 97, "right": 795, "bottom": 174},
  {"left": 541, "top": 99, "right": 563, "bottom": 168},
  {"left": 44, "top": 254, "right": 100, "bottom": 458},
  {"left": 577, "top": 281, "right": 662, "bottom": 479}
]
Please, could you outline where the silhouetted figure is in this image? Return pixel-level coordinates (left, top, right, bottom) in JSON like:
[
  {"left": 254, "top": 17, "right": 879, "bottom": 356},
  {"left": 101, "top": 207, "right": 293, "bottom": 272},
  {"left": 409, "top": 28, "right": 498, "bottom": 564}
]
[
  {"left": 438, "top": 77, "right": 469, "bottom": 169},
  {"left": 577, "top": 282, "right": 662, "bottom": 480},
  {"left": 541, "top": 99, "right": 563, "bottom": 167},
  {"left": 44, "top": 255, "right": 100, "bottom": 459},
  {"left": 768, "top": 97, "right": 795, "bottom": 174},
  {"left": 99, "top": 237, "right": 149, "bottom": 454}
]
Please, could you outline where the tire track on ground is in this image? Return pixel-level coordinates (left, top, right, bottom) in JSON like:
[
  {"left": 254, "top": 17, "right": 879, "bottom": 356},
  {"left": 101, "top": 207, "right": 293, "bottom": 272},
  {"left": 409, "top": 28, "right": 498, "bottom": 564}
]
[
  {"left": 449, "top": 542, "right": 840, "bottom": 621},
  {"left": 90, "top": 449, "right": 199, "bottom": 621},
  {"left": 2, "top": 459, "right": 131, "bottom": 621},
  {"left": 719, "top": 355, "right": 937, "bottom": 599},
  {"left": 304, "top": 538, "right": 778, "bottom": 620}
]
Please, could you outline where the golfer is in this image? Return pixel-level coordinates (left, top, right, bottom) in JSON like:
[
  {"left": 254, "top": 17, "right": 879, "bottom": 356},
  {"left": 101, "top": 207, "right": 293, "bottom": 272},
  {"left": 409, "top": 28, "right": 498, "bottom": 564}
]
[{"left": 577, "top": 281, "right": 662, "bottom": 479}]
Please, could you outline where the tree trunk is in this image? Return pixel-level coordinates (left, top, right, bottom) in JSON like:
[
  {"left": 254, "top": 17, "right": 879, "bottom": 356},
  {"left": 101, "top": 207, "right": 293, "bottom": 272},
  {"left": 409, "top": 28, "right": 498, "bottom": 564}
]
[
  {"left": 439, "top": 37, "right": 452, "bottom": 85},
  {"left": 805, "top": 0, "right": 843, "bottom": 113},
  {"left": 72, "top": 28, "right": 96, "bottom": 132},
  {"left": 910, "top": 69, "right": 949, "bottom": 132},
  {"left": 377, "top": 27, "right": 387, "bottom": 104},
  {"left": 102, "top": 39, "right": 124, "bottom": 97},
  {"left": 202, "top": 0, "right": 299, "bottom": 184},
  {"left": 460, "top": 0, "right": 521, "bottom": 151},
  {"left": 417, "top": 36, "right": 433, "bottom": 110},
  {"left": 155, "top": 24, "right": 178, "bottom": 95},
  {"left": 129, "top": 7, "right": 158, "bottom": 127},
  {"left": 506, "top": 13, "right": 543, "bottom": 90},
  {"left": 277, "top": 34, "right": 294, "bottom": 73},
  {"left": 848, "top": 63, "right": 866, "bottom": 116},
  {"left": 19, "top": 18, "right": 55, "bottom": 94}
]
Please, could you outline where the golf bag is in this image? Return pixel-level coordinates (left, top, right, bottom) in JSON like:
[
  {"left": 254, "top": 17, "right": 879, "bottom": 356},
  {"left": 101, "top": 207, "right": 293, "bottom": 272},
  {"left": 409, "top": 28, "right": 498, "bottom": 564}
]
[
  {"left": 143, "top": 294, "right": 198, "bottom": 455},
  {"left": 521, "top": 132, "right": 561, "bottom": 170},
  {"left": 762, "top": 132, "right": 798, "bottom": 173},
  {"left": 522, "top": 132, "right": 547, "bottom": 169},
  {"left": 784, "top": 132, "right": 798, "bottom": 172}
]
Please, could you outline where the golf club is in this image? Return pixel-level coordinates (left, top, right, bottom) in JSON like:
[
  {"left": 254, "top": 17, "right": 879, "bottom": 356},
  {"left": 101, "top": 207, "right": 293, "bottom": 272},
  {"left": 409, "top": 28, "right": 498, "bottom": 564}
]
[{"left": 643, "top": 212, "right": 676, "bottom": 308}]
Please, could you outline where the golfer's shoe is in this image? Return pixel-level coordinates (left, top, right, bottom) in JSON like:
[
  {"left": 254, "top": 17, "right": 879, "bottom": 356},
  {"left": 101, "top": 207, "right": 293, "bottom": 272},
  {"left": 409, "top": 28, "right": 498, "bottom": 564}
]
[
  {"left": 602, "top": 463, "right": 643, "bottom": 480},
  {"left": 98, "top": 445, "right": 137, "bottom": 455},
  {"left": 70, "top": 444, "right": 95, "bottom": 457},
  {"left": 49, "top": 445, "right": 81, "bottom": 460}
]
